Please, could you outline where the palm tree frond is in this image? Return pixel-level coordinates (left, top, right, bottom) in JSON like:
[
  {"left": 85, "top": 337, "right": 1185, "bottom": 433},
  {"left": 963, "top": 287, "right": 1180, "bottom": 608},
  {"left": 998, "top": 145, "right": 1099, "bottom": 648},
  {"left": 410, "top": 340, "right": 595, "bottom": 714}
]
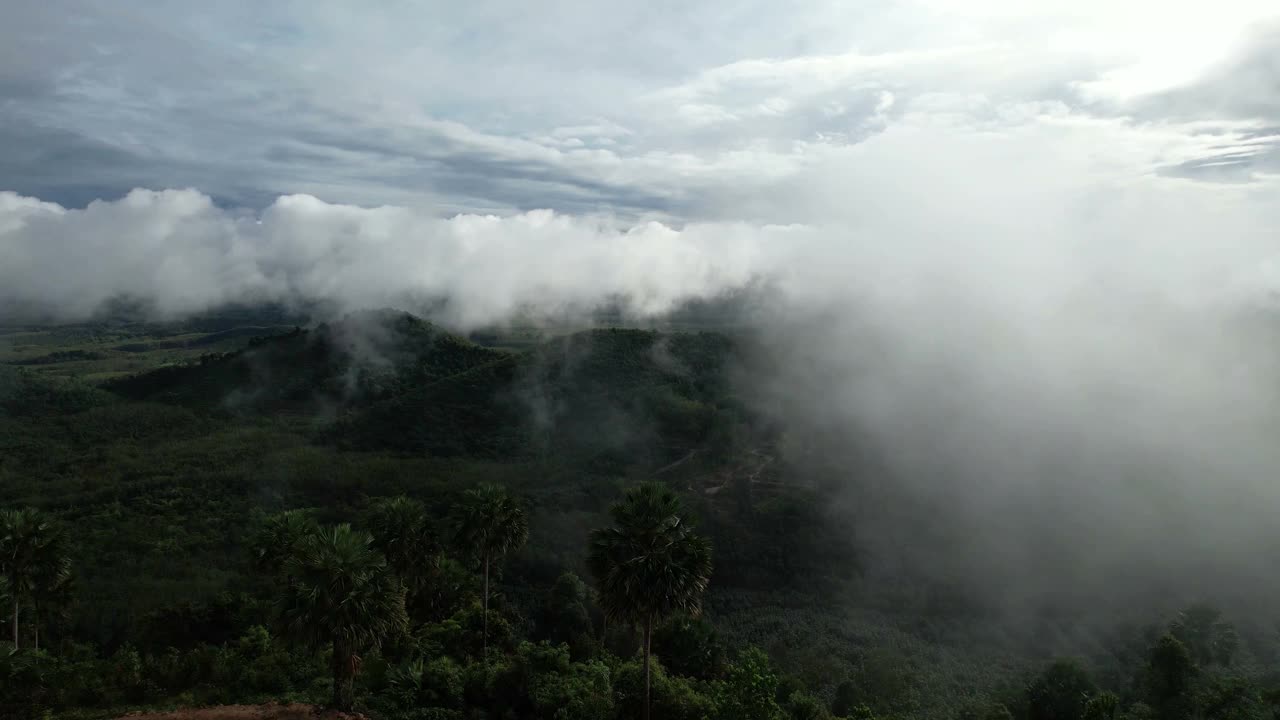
[{"left": 587, "top": 482, "right": 713, "bottom": 624}]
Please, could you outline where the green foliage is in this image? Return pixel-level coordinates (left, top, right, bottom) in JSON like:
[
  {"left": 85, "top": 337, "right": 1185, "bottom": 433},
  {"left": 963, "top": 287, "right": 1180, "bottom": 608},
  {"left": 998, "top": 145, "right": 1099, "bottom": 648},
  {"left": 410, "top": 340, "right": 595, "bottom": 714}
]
[
  {"left": 786, "top": 690, "right": 834, "bottom": 720},
  {"left": 752, "top": 491, "right": 830, "bottom": 581},
  {"left": 614, "top": 655, "right": 717, "bottom": 720},
  {"left": 419, "top": 603, "right": 517, "bottom": 662},
  {"left": 1026, "top": 659, "right": 1097, "bottom": 720},
  {"left": 541, "top": 572, "right": 596, "bottom": 660},
  {"left": 833, "top": 680, "right": 862, "bottom": 718},
  {"left": 588, "top": 482, "right": 713, "bottom": 627},
  {"left": 0, "top": 506, "right": 72, "bottom": 648},
  {"left": 830, "top": 647, "right": 919, "bottom": 717},
  {"left": 0, "top": 629, "right": 327, "bottom": 716},
  {"left": 451, "top": 483, "right": 528, "bottom": 659},
  {"left": 653, "top": 613, "right": 726, "bottom": 680},
  {"left": 109, "top": 642, "right": 149, "bottom": 702},
  {"left": 415, "top": 556, "right": 477, "bottom": 625},
  {"left": 9, "top": 312, "right": 1280, "bottom": 720},
  {"left": 252, "top": 509, "right": 319, "bottom": 575},
  {"left": 846, "top": 704, "right": 877, "bottom": 720},
  {"left": 0, "top": 366, "right": 112, "bottom": 418},
  {"left": 589, "top": 481, "right": 713, "bottom": 720},
  {"left": 383, "top": 655, "right": 466, "bottom": 711},
  {"left": 714, "top": 646, "right": 787, "bottom": 720},
  {"left": 278, "top": 523, "right": 409, "bottom": 651},
  {"left": 1170, "top": 604, "right": 1239, "bottom": 668},
  {"left": 400, "top": 640, "right": 614, "bottom": 720},
  {"left": 1195, "top": 673, "right": 1264, "bottom": 720},
  {"left": 452, "top": 484, "right": 530, "bottom": 564},
  {"left": 1146, "top": 634, "right": 1197, "bottom": 719},
  {"left": 139, "top": 592, "right": 264, "bottom": 652},
  {"left": 275, "top": 523, "right": 409, "bottom": 710},
  {"left": 960, "top": 700, "right": 1014, "bottom": 720},
  {"left": 546, "top": 660, "right": 616, "bottom": 720},
  {"left": 1084, "top": 691, "right": 1120, "bottom": 720},
  {"left": 0, "top": 645, "right": 57, "bottom": 718},
  {"left": 366, "top": 495, "right": 440, "bottom": 620},
  {"left": 96, "top": 314, "right": 759, "bottom": 467}
]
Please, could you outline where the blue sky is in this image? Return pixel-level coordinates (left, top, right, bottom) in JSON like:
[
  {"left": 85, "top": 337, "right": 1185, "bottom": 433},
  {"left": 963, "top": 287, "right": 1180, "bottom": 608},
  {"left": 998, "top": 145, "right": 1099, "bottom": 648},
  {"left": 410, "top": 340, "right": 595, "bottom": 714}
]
[{"left": 2, "top": 1, "right": 1276, "bottom": 218}]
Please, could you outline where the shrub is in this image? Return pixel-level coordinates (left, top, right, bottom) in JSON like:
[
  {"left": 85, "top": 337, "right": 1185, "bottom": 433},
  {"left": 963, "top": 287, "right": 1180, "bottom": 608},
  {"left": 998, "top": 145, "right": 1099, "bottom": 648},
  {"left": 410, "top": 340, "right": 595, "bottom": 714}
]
[
  {"left": 614, "top": 655, "right": 716, "bottom": 720},
  {"left": 715, "top": 646, "right": 787, "bottom": 720}
]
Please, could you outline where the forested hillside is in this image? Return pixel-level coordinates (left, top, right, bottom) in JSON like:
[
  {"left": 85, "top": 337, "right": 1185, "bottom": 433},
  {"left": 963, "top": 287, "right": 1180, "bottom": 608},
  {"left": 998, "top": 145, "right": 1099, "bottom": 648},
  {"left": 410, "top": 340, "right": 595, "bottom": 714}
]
[{"left": 2, "top": 310, "right": 1278, "bottom": 720}]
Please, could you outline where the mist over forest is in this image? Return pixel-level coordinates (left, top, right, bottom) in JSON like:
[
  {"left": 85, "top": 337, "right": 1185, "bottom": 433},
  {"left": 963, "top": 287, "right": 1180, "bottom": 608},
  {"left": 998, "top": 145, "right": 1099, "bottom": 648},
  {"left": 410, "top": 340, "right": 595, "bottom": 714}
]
[
  {"left": 6, "top": 179, "right": 1280, "bottom": 618},
  {"left": 5, "top": 2, "right": 1280, "bottom": 720}
]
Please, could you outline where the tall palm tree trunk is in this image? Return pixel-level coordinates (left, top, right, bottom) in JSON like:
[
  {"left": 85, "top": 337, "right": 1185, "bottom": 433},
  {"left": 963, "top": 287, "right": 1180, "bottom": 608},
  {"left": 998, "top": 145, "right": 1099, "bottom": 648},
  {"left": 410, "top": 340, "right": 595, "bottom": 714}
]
[
  {"left": 643, "top": 615, "right": 652, "bottom": 720},
  {"left": 11, "top": 600, "right": 18, "bottom": 649},
  {"left": 332, "top": 639, "right": 355, "bottom": 711},
  {"left": 483, "top": 553, "right": 490, "bottom": 661}
]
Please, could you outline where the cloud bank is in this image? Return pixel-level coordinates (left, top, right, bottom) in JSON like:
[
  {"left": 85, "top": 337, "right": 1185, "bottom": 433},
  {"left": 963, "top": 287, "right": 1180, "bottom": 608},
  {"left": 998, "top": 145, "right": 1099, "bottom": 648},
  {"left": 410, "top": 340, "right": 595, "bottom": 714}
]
[
  {"left": 3, "top": 93, "right": 1276, "bottom": 326},
  {"left": 0, "top": 187, "right": 785, "bottom": 325}
]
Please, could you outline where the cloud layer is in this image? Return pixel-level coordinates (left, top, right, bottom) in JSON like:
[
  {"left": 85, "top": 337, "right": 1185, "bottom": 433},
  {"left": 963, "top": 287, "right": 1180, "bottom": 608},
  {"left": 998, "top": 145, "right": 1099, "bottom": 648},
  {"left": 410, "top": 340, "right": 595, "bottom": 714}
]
[
  {"left": 0, "top": 188, "right": 778, "bottom": 324},
  {"left": 3, "top": 86, "right": 1276, "bottom": 326}
]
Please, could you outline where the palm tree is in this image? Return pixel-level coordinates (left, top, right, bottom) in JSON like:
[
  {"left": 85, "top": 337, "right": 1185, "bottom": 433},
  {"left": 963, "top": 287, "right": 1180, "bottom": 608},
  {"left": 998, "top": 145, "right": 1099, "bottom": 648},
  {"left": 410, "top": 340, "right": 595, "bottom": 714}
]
[
  {"left": 451, "top": 484, "right": 528, "bottom": 660},
  {"left": 252, "top": 509, "right": 320, "bottom": 576},
  {"left": 279, "top": 524, "right": 408, "bottom": 711},
  {"left": 0, "top": 577, "right": 10, "bottom": 644},
  {"left": 366, "top": 496, "right": 438, "bottom": 610},
  {"left": 30, "top": 552, "right": 71, "bottom": 652},
  {"left": 0, "top": 508, "right": 71, "bottom": 649},
  {"left": 588, "top": 482, "right": 713, "bottom": 720}
]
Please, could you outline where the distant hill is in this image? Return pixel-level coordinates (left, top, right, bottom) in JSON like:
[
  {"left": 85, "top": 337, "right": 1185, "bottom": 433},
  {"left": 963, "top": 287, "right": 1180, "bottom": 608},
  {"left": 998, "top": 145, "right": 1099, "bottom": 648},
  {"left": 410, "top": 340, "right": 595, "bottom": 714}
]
[
  {"left": 105, "top": 310, "right": 501, "bottom": 413},
  {"left": 0, "top": 363, "right": 113, "bottom": 417},
  {"left": 105, "top": 310, "right": 763, "bottom": 468}
]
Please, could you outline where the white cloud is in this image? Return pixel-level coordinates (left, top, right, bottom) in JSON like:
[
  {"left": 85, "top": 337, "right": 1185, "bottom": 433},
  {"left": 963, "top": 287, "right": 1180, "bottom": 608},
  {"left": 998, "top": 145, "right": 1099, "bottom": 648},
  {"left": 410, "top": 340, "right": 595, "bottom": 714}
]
[
  {"left": 3, "top": 101, "right": 1277, "bottom": 325},
  {"left": 0, "top": 188, "right": 786, "bottom": 325}
]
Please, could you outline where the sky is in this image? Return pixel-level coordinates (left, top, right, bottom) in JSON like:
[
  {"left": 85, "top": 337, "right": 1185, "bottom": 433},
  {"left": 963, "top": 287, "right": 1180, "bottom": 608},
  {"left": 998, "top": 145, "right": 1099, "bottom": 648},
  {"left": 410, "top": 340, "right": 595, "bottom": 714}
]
[
  {"left": 1, "top": 0, "right": 1276, "bottom": 217},
  {"left": 2, "top": 0, "right": 1278, "bottom": 324}
]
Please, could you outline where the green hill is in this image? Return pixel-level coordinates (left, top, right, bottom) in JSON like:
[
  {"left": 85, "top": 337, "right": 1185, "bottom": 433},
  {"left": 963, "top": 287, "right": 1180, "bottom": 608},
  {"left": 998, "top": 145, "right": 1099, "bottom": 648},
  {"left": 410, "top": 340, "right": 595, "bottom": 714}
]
[
  {"left": 105, "top": 311, "right": 760, "bottom": 468},
  {"left": 4, "top": 309, "right": 1263, "bottom": 720}
]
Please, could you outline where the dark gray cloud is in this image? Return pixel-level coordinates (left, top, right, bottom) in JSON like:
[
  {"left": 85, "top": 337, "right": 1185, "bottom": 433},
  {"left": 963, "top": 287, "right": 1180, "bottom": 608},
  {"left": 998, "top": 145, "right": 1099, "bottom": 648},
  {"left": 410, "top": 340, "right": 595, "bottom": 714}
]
[
  {"left": 0, "top": 1, "right": 683, "bottom": 213},
  {"left": 1158, "top": 143, "right": 1280, "bottom": 182},
  {"left": 5, "top": 1, "right": 1275, "bottom": 214}
]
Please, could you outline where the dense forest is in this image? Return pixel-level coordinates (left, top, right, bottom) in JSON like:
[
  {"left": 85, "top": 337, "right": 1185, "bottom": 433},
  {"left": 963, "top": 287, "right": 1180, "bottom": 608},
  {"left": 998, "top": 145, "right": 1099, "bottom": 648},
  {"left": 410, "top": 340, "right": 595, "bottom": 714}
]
[{"left": 3, "top": 308, "right": 1280, "bottom": 720}]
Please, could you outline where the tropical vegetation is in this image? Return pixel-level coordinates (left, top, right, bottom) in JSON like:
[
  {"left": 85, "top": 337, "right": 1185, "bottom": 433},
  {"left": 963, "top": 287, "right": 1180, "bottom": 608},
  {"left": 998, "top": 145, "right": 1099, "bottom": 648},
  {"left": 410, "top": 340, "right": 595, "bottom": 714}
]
[{"left": 4, "top": 308, "right": 1280, "bottom": 720}]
